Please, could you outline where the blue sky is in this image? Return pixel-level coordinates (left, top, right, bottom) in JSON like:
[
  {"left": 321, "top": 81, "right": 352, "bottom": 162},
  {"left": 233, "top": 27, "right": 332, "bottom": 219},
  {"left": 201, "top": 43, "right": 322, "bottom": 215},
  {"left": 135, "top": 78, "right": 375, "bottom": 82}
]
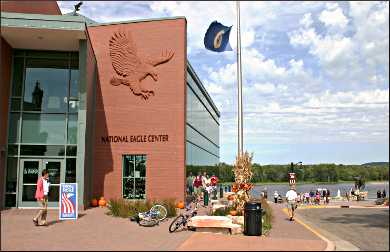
[{"left": 58, "top": 1, "right": 389, "bottom": 165}]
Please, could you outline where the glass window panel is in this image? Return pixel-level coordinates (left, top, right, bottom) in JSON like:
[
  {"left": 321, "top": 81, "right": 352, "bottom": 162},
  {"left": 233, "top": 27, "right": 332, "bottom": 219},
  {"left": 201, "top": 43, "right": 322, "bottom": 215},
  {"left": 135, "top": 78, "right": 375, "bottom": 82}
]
[
  {"left": 70, "top": 52, "right": 79, "bottom": 60},
  {"left": 66, "top": 146, "right": 77, "bottom": 156},
  {"left": 68, "top": 100, "right": 79, "bottom": 113},
  {"left": 122, "top": 155, "right": 146, "bottom": 199},
  {"left": 11, "top": 98, "right": 21, "bottom": 111},
  {"left": 12, "top": 57, "right": 24, "bottom": 96},
  {"left": 5, "top": 194, "right": 16, "bottom": 207},
  {"left": 123, "top": 178, "right": 134, "bottom": 199},
  {"left": 66, "top": 158, "right": 76, "bottom": 183},
  {"left": 123, "top": 155, "right": 134, "bottom": 178},
  {"left": 22, "top": 185, "right": 36, "bottom": 201},
  {"left": 22, "top": 114, "right": 66, "bottom": 144},
  {"left": 67, "top": 114, "right": 78, "bottom": 144},
  {"left": 48, "top": 185, "right": 59, "bottom": 202},
  {"left": 8, "top": 113, "right": 20, "bottom": 143},
  {"left": 70, "top": 69, "right": 79, "bottom": 98},
  {"left": 7, "top": 145, "right": 18, "bottom": 155},
  {"left": 23, "top": 58, "right": 68, "bottom": 112},
  {"left": 6, "top": 158, "right": 18, "bottom": 193},
  {"left": 13, "top": 50, "right": 25, "bottom": 57},
  {"left": 134, "top": 178, "right": 146, "bottom": 199},
  {"left": 22, "top": 160, "right": 39, "bottom": 184},
  {"left": 45, "top": 161, "right": 61, "bottom": 184},
  {"left": 20, "top": 145, "right": 65, "bottom": 156},
  {"left": 26, "top": 50, "right": 69, "bottom": 58},
  {"left": 135, "top": 155, "right": 146, "bottom": 178}
]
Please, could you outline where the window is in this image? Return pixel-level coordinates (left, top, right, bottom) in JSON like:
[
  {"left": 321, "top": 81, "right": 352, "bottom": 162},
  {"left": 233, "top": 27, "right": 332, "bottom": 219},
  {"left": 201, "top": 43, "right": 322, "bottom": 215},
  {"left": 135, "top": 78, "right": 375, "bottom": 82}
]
[{"left": 122, "top": 155, "right": 146, "bottom": 199}]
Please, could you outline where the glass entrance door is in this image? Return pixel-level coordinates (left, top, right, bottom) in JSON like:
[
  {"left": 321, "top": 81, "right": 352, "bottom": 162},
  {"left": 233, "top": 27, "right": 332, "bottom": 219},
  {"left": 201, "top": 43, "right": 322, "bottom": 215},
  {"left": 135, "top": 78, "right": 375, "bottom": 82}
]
[{"left": 18, "top": 159, "right": 64, "bottom": 207}]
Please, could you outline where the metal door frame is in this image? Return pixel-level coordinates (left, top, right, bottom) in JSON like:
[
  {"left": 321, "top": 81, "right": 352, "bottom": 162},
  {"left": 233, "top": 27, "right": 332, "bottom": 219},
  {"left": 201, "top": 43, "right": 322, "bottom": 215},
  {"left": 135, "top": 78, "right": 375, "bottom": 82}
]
[{"left": 18, "top": 158, "right": 64, "bottom": 208}]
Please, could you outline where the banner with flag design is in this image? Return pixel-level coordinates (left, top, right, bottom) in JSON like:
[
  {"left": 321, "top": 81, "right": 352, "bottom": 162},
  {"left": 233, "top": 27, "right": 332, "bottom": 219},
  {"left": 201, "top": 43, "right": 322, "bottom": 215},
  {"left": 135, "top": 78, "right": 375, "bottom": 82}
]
[{"left": 59, "top": 183, "right": 78, "bottom": 220}]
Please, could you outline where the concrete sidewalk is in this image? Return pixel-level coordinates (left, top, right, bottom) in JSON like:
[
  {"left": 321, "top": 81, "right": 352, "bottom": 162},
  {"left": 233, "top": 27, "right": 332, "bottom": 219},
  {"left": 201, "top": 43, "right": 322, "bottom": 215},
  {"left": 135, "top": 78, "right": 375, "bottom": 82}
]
[
  {"left": 1, "top": 203, "right": 328, "bottom": 251},
  {"left": 176, "top": 202, "right": 328, "bottom": 251}
]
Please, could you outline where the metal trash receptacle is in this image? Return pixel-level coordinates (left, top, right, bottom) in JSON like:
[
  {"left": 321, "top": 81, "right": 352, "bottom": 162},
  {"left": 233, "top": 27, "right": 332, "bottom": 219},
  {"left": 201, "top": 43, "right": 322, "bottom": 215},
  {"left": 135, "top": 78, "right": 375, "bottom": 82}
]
[{"left": 244, "top": 201, "right": 262, "bottom": 236}]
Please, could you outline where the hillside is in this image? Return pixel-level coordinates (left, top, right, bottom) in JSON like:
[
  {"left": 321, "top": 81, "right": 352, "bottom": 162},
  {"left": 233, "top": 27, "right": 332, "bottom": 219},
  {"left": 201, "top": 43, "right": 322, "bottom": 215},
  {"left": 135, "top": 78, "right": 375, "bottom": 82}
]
[{"left": 361, "top": 162, "right": 389, "bottom": 166}]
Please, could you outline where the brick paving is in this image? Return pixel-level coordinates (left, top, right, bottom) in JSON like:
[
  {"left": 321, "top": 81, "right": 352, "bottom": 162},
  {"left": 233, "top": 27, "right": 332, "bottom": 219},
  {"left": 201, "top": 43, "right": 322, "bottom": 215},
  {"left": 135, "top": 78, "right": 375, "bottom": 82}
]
[{"left": 1, "top": 202, "right": 327, "bottom": 251}]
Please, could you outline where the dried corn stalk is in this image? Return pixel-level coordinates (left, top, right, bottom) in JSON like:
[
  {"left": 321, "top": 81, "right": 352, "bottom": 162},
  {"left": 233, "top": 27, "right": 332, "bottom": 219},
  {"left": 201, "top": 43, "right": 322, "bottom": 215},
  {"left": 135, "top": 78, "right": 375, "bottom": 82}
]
[{"left": 232, "top": 151, "right": 253, "bottom": 214}]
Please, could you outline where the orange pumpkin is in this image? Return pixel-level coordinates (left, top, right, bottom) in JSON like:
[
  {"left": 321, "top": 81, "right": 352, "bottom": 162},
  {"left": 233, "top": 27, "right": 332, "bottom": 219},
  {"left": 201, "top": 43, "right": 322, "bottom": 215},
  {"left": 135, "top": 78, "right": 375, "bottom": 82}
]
[
  {"left": 98, "top": 197, "right": 106, "bottom": 207},
  {"left": 177, "top": 201, "right": 185, "bottom": 209},
  {"left": 229, "top": 210, "right": 237, "bottom": 216},
  {"left": 91, "top": 198, "right": 98, "bottom": 207}
]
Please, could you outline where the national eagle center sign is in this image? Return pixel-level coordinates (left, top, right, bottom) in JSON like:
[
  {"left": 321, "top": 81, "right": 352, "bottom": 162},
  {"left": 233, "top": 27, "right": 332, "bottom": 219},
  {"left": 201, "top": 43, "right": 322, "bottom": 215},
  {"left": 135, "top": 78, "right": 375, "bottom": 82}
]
[{"left": 59, "top": 183, "right": 78, "bottom": 220}]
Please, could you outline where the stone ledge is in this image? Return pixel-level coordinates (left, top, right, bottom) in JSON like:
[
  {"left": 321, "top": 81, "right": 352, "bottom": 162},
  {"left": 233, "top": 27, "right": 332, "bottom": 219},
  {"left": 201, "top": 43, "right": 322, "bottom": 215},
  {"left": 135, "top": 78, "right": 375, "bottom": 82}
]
[{"left": 187, "top": 216, "right": 243, "bottom": 235}]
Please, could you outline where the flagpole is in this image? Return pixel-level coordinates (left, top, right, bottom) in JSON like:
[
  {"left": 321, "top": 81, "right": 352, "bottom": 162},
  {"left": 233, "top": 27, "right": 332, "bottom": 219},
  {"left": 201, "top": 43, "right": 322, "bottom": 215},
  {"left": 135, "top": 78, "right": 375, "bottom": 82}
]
[{"left": 236, "top": 1, "right": 243, "bottom": 157}]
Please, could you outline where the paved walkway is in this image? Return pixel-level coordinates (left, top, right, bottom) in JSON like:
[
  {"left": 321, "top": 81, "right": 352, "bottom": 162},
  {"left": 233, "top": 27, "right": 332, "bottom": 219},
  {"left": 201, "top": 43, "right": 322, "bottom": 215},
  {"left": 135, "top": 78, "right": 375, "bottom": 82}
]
[
  {"left": 296, "top": 208, "right": 389, "bottom": 251},
  {"left": 1, "top": 203, "right": 327, "bottom": 251}
]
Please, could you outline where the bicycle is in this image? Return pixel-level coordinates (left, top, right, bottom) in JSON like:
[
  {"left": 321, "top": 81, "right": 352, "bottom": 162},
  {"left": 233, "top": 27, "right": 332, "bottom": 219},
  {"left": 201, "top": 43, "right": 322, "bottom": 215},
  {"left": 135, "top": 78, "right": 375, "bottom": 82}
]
[
  {"left": 168, "top": 198, "right": 198, "bottom": 233},
  {"left": 130, "top": 204, "right": 168, "bottom": 227}
]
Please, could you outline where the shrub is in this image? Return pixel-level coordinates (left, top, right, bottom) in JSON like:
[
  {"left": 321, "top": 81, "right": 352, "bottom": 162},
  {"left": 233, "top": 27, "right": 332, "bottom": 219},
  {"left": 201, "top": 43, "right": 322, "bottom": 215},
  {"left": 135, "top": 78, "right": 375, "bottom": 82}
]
[{"left": 106, "top": 198, "right": 177, "bottom": 218}]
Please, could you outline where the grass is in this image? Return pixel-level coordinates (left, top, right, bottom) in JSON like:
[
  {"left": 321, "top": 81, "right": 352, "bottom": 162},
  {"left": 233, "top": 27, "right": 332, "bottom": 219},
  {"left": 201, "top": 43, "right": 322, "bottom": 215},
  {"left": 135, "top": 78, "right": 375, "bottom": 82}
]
[{"left": 106, "top": 198, "right": 177, "bottom": 218}]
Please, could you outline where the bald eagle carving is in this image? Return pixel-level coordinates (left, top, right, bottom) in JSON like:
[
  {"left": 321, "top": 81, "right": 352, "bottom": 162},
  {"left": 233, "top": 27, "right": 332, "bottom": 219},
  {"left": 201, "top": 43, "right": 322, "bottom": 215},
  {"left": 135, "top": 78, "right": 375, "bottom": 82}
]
[{"left": 109, "top": 30, "right": 174, "bottom": 100}]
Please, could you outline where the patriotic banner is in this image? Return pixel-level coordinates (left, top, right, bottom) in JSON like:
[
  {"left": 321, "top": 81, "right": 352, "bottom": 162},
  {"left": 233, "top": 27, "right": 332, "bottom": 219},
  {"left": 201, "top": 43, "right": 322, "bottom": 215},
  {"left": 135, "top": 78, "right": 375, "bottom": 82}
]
[
  {"left": 59, "top": 183, "right": 78, "bottom": 220},
  {"left": 288, "top": 173, "right": 296, "bottom": 186}
]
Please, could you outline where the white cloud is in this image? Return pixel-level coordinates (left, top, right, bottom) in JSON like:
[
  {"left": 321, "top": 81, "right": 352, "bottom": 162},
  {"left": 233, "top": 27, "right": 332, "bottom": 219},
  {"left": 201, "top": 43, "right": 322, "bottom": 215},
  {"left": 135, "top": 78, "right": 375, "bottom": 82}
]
[
  {"left": 254, "top": 82, "right": 276, "bottom": 94},
  {"left": 300, "top": 13, "right": 313, "bottom": 28},
  {"left": 319, "top": 3, "right": 349, "bottom": 29}
]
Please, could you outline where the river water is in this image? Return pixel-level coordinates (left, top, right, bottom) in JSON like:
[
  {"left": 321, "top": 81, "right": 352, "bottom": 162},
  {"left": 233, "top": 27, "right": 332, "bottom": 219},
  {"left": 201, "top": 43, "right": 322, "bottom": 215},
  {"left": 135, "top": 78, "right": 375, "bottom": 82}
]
[{"left": 249, "top": 181, "right": 389, "bottom": 200}]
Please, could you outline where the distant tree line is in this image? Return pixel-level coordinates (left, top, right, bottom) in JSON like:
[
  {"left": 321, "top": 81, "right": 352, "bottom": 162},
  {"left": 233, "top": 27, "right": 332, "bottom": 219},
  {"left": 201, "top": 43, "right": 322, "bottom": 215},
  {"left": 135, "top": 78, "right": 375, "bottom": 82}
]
[{"left": 186, "top": 163, "right": 389, "bottom": 183}]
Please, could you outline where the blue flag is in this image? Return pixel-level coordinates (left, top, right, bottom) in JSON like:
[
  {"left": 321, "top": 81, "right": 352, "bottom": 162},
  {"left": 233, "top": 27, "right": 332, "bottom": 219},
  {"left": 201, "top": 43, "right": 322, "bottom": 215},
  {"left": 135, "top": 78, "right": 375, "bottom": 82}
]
[{"left": 204, "top": 21, "right": 233, "bottom": 52}]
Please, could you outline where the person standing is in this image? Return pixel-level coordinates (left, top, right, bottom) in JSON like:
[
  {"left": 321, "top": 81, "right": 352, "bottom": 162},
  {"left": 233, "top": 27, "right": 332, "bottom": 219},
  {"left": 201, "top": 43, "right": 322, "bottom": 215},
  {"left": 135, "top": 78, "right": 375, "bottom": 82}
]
[
  {"left": 202, "top": 172, "right": 210, "bottom": 206},
  {"left": 382, "top": 189, "right": 386, "bottom": 198},
  {"left": 210, "top": 174, "right": 218, "bottom": 200},
  {"left": 286, "top": 186, "right": 298, "bottom": 221},
  {"left": 325, "top": 189, "right": 330, "bottom": 204},
  {"left": 186, "top": 172, "right": 195, "bottom": 196},
  {"left": 273, "top": 191, "right": 279, "bottom": 204},
  {"left": 33, "top": 169, "right": 49, "bottom": 226},
  {"left": 193, "top": 172, "right": 203, "bottom": 202}
]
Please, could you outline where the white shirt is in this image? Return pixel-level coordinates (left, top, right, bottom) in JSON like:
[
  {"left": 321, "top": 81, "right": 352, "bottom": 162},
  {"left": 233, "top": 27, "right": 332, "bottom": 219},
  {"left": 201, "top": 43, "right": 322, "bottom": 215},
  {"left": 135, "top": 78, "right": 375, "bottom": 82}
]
[
  {"left": 43, "top": 178, "right": 50, "bottom": 196},
  {"left": 286, "top": 190, "right": 298, "bottom": 201}
]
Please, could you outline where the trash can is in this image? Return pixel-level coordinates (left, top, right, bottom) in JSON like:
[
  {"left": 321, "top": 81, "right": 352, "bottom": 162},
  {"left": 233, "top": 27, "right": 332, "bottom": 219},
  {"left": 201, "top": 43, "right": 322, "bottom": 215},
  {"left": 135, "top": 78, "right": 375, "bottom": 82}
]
[
  {"left": 244, "top": 201, "right": 262, "bottom": 236},
  {"left": 203, "top": 190, "right": 209, "bottom": 206}
]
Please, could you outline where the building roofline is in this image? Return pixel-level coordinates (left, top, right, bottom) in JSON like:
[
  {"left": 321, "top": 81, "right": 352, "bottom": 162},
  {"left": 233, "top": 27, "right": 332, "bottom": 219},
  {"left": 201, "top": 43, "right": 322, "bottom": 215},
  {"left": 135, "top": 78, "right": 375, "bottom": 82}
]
[
  {"left": 87, "top": 16, "right": 186, "bottom": 27},
  {"left": 1, "top": 11, "right": 87, "bottom": 23},
  {"left": 187, "top": 62, "right": 221, "bottom": 117}
]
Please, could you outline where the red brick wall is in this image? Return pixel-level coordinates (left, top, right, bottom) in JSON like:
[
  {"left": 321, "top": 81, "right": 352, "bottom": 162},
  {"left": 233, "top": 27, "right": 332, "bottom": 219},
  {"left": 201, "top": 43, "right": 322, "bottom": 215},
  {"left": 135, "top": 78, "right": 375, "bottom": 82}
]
[
  {"left": 87, "top": 18, "right": 187, "bottom": 202},
  {"left": 1, "top": 1, "right": 61, "bottom": 15},
  {"left": 0, "top": 38, "right": 12, "bottom": 209}
]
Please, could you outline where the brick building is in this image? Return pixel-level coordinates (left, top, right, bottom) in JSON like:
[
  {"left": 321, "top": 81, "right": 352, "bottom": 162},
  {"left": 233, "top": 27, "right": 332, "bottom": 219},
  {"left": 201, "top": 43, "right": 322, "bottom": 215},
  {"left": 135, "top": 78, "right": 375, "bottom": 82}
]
[{"left": 1, "top": 1, "right": 220, "bottom": 209}]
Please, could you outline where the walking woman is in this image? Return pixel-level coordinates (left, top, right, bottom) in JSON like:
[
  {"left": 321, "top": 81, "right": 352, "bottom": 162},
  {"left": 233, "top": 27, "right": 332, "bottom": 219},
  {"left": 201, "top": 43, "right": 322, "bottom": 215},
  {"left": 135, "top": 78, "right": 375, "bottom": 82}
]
[{"left": 33, "top": 169, "right": 49, "bottom": 226}]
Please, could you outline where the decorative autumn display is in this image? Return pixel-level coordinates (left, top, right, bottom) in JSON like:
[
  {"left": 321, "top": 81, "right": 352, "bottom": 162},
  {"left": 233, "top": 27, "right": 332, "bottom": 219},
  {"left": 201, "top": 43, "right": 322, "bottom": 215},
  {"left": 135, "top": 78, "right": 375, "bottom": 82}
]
[
  {"left": 229, "top": 210, "right": 238, "bottom": 216},
  {"left": 227, "top": 194, "right": 235, "bottom": 201},
  {"left": 231, "top": 151, "right": 254, "bottom": 214},
  {"left": 98, "top": 197, "right": 106, "bottom": 207},
  {"left": 177, "top": 201, "right": 185, "bottom": 209},
  {"left": 91, "top": 198, "right": 98, "bottom": 207}
]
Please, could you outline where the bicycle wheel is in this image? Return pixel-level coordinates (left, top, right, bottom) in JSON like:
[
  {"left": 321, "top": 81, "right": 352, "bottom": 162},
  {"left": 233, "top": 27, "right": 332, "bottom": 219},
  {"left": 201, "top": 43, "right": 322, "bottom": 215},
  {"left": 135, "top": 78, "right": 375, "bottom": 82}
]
[
  {"left": 151, "top": 204, "right": 167, "bottom": 221},
  {"left": 169, "top": 215, "right": 185, "bottom": 233},
  {"left": 139, "top": 218, "right": 159, "bottom": 227}
]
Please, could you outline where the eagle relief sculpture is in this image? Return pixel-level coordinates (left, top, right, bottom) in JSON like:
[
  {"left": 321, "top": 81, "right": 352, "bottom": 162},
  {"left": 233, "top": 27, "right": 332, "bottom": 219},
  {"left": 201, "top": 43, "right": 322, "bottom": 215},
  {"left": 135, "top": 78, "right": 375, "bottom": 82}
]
[{"left": 109, "top": 30, "right": 174, "bottom": 100}]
